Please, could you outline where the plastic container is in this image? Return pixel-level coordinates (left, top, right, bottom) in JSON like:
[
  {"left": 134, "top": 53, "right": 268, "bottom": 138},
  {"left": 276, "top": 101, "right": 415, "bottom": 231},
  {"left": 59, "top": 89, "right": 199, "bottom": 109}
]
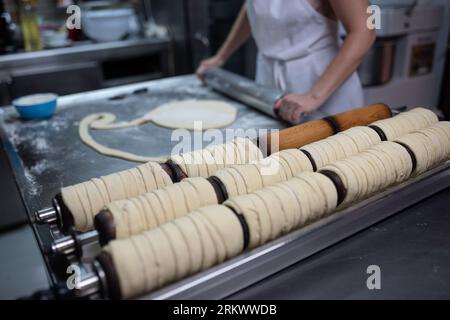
[{"left": 14, "top": 93, "right": 58, "bottom": 120}]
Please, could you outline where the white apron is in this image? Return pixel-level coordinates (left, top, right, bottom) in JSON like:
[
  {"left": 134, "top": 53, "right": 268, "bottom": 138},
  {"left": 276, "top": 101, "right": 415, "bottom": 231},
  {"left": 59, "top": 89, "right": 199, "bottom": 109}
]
[{"left": 246, "top": 0, "right": 364, "bottom": 115}]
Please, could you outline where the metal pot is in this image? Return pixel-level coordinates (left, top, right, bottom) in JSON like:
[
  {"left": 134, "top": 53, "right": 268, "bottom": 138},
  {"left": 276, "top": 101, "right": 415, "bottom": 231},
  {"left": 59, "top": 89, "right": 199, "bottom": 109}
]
[{"left": 358, "top": 39, "right": 396, "bottom": 87}]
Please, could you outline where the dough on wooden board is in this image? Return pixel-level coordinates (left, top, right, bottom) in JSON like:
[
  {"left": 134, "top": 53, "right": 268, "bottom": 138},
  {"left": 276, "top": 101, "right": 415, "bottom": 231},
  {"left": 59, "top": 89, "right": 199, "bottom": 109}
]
[{"left": 79, "top": 100, "right": 237, "bottom": 162}]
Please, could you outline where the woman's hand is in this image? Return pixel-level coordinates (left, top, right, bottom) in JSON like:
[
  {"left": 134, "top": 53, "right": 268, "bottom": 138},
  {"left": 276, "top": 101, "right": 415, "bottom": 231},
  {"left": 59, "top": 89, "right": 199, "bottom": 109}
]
[
  {"left": 196, "top": 55, "right": 226, "bottom": 80},
  {"left": 275, "top": 93, "right": 322, "bottom": 124},
  {"left": 196, "top": 5, "right": 250, "bottom": 81}
]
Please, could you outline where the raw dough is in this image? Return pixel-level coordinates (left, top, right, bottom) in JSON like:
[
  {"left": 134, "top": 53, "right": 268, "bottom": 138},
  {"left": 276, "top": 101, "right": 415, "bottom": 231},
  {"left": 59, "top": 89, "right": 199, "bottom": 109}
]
[
  {"left": 160, "top": 223, "right": 191, "bottom": 280},
  {"left": 148, "top": 99, "right": 237, "bottom": 130},
  {"left": 320, "top": 122, "right": 450, "bottom": 207},
  {"left": 223, "top": 171, "right": 338, "bottom": 248},
  {"left": 297, "top": 108, "right": 437, "bottom": 172},
  {"left": 265, "top": 185, "right": 298, "bottom": 233},
  {"left": 298, "top": 172, "right": 338, "bottom": 215},
  {"left": 225, "top": 194, "right": 262, "bottom": 248},
  {"left": 79, "top": 100, "right": 237, "bottom": 162},
  {"left": 61, "top": 161, "right": 172, "bottom": 232},
  {"left": 371, "top": 107, "right": 439, "bottom": 140},
  {"left": 186, "top": 213, "right": 217, "bottom": 270},
  {"left": 213, "top": 148, "right": 313, "bottom": 198},
  {"left": 89, "top": 99, "right": 237, "bottom": 131},
  {"left": 79, "top": 113, "right": 168, "bottom": 163},
  {"left": 107, "top": 177, "right": 218, "bottom": 239},
  {"left": 170, "top": 138, "right": 263, "bottom": 178},
  {"left": 194, "top": 210, "right": 227, "bottom": 264},
  {"left": 105, "top": 205, "right": 242, "bottom": 299},
  {"left": 173, "top": 217, "right": 203, "bottom": 274},
  {"left": 199, "top": 206, "right": 244, "bottom": 257},
  {"left": 290, "top": 176, "right": 323, "bottom": 222},
  {"left": 64, "top": 138, "right": 261, "bottom": 232},
  {"left": 395, "top": 122, "right": 450, "bottom": 175}
]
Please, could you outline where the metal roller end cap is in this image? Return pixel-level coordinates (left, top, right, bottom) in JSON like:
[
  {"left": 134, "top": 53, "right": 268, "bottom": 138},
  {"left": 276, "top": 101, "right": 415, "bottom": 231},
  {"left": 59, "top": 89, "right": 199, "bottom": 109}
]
[{"left": 34, "top": 207, "right": 57, "bottom": 224}]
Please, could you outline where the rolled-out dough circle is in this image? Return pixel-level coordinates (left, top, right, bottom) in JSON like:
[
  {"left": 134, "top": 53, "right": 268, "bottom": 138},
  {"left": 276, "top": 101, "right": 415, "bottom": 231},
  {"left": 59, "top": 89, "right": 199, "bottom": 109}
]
[{"left": 148, "top": 99, "right": 237, "bottom": 130}]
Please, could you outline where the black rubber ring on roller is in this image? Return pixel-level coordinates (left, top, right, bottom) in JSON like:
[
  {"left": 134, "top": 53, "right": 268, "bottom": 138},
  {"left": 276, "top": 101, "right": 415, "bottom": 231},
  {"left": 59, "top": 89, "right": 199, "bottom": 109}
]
[
  {"left": 207, "top": 176, "right": 229, "bottom": 204},
  {"left": 96, "top": 252, "right": 122, "bottom": 300},
  {"left": 94, "top": 210, "right": 116, "bottom": 246},
  {"left": 54, "top": 193, "right": 74, "bottom": 230},
  {"left": 300, "top": 149, "right": 318, "bottom": 172},
  {"left": 319, "top": 170, "right": 347, "bottom": 207},
  {"left": 322, "top": 116, "right": 341, "bottom": 134},
  {"left": 165, "top": 159, "right": 188, "bottom": 183},
  {"left": 225, "top": 205, "right": 250, "bottom": 251},
  {"left": 394, "top": 141, "right": 417, "bottom": 175},
  {"left": 369, "top": 125, "right": 388, "bottom": 142}
]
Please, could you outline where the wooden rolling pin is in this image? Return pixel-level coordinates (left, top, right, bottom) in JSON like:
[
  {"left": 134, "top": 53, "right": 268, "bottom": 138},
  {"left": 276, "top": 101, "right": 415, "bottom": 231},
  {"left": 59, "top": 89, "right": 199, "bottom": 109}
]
[{"left": 258, "top": 103, "right": 392, "bottom": 154}]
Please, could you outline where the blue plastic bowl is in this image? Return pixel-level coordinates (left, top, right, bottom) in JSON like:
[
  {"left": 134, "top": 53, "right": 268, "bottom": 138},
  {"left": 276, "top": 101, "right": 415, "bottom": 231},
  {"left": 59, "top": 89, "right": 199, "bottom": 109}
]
[{"left": 14, "top": 93, "right": 58, "bottom": 120}]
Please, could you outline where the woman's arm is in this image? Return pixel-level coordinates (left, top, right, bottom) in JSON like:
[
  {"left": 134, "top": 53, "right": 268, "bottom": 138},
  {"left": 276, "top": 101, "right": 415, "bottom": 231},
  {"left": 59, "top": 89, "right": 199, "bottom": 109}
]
[
  {"left": 196, "top": 4, "right": 252, "bottom": 79},
  {"left": 276, "top": 0, "right": 376, "bottom": 124}
]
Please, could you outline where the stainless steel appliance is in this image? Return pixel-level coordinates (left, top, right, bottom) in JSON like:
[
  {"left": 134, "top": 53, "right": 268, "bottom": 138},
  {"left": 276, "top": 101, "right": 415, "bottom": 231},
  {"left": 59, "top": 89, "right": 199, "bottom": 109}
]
[{"left": 361, "top": 3, "right": 448, "bottom": 111}]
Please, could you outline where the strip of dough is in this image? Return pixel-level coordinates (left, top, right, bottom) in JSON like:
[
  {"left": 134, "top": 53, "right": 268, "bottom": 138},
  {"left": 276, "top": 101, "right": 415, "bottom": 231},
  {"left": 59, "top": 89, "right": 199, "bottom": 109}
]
[{"left": 79, "top": 113, "right": 169, "bottom": 163}]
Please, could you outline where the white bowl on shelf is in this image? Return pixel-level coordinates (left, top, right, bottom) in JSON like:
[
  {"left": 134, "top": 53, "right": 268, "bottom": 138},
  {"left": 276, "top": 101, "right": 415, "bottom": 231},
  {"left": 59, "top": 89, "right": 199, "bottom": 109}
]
[
  {"left": 81, "top": 8, "right": 134, "bottom": 42},
  {"left": 42, "top": 30, "right": 71, "bottom": 48}
]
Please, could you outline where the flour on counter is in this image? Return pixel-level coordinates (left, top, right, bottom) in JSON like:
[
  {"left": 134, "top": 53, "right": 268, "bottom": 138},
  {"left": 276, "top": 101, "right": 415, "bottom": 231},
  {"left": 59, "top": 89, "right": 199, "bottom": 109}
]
[
  {"left": 45, "top": 117, "right": 70, "bottom": 132},
  {"left": 4, "top": 125, "right": 50, "bottom": 152},
  {"left": 29, "top": 159, "right": 50, "bottom": 175},
  {"left": 24, "top": 169, "right": 42, "bottom": 197},
  {"left": 2, "top": 115, "right": 67, "bottom": 198},
  {"left": 3, "top": 115, "right": 69, "bottom": 152},
  {"left": 235, "top": 111, "right": 282, "bottom": 129},
  {"left": 33, "top": 137, "right": 49, "bottom": 151}
]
